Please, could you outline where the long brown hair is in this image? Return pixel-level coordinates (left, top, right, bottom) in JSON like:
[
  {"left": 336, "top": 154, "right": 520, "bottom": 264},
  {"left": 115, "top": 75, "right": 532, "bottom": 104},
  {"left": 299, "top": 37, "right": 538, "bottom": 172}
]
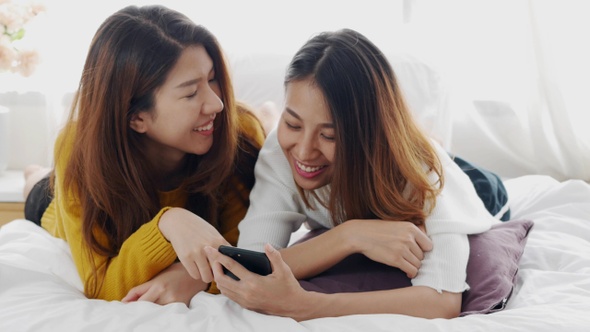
[
  {"left": 56, "top": 5, "right": 254, "bottom": 263},
  {"left": 285, "top": 29, "right": 443, "bottom": 226}
]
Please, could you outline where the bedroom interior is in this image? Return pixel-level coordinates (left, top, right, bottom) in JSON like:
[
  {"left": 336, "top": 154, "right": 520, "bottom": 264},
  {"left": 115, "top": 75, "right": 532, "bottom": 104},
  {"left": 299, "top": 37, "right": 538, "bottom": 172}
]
[{"left": 1, "top": 0, "right": 589, "bottom": 331}]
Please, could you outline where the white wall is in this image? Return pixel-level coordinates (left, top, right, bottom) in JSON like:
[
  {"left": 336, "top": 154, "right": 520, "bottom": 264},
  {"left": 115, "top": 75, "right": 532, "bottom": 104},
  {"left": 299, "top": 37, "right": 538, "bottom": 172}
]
[{"left": 1, "top": 0, "right": 588, "bottom": 180}]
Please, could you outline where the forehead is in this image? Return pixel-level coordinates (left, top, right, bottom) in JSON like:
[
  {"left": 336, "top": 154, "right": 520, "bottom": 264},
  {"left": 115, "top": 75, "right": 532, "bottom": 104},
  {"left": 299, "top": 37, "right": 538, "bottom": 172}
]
[
  {"left": 285, "top": 79, "right": 332, "bottom": 123},
  {"left": 163, "top": 45, "right": 213, "bottom": 87}
]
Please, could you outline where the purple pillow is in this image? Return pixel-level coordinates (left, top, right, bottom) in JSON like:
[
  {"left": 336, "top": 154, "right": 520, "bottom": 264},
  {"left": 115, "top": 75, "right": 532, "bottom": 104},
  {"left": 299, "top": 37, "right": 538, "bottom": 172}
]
[
  {"left": 461, "top": 219, "right": 533, "bottom": 315},
  {"left": 293, "top": 219, "right": 534, "bottom": 316}
]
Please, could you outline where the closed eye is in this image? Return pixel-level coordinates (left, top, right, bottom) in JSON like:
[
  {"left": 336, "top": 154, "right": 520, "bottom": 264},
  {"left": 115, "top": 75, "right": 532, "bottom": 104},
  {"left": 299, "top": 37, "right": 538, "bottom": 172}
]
[
  {"left": 321, "top": 133, "right": 335, "bottom": 141},
  {"left": 285, "top": 120, "right": 300, "bottom": 130}
]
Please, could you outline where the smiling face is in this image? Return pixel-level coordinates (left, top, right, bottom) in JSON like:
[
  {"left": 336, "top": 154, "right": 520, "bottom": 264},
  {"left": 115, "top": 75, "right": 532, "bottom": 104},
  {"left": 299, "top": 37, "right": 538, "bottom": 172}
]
[
  {"left": 278, "top": 78, "right": 336, "bottom": 190},
  {"left": 130, "top": 45, "right": 224, "bottom": 171}
]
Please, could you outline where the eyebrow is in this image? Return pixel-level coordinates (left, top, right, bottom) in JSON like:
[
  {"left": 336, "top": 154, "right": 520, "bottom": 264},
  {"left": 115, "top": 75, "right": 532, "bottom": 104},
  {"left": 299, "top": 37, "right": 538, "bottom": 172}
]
[
  {"left": 175, "top": 78, "right": 201, "bottom": 89},
  {"left": 174, "top": 67, "right": 215, "bottom": 89},
  {"left": 285, "top": 108, "right": 334, "bottom": 128}
]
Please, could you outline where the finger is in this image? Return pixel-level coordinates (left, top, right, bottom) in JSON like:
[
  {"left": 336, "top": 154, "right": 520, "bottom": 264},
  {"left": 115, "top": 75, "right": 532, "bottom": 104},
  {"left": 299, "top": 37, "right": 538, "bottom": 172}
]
[
  {"left": 204, "top": 245, "right": 217, "bottom": 260},
  {"left": 403, "top": 250, "right": 422, "bottom": 270},
  {"left": 204, "top": 246, "right": 226, "bottom": 277},
  {"left": 137, "top": 287, "right": 160, "bottom": 304},
  {"left": 204, "top": 245, "right": 223, "bottom": 267},
  {"left": 122, "top": 284, "right": 148, "bottom": 303},
  {"left": 196, "top": 252, "right": 214, "bottom": 283},
  {"left": 121, "top": 290, "right": 140, "bottom": 303},
  {"left": 264, "top": 243, "right": 283, "bottom": 274},
  {"left": 179, "top": 256, "right": 201, "bottom": 280},
  {"left": 207, "top": 259, "right": 248, "bottom": 306},
  {"left": 205, "top": 246, "right": 241, "bottom": 283},
  {"left": 399, "top": 259, "right": 419, "bottom": 279},
  {"left": 214, "top": 274, "right": 241, "bottom": 300},
  {"left": 408, "top": 241, "right": 426, "bottom": 261},
  {"left": 414, "top": 229, "right": 433, "bottom": 252},
  {"left": 209, "top": 256, "right": 225, "bottom": 279},
  {"left": 207, "top": 246, "right": 256, "bottom": 281}
]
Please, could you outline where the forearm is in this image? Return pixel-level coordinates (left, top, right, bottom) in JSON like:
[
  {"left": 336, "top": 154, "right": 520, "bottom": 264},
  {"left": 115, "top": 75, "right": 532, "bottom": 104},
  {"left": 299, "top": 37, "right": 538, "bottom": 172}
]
[
  {"left": 280, "top": 224, "right": 355, "bottom": 279},
  {"left": 95, "top": 215, "right": 177, "bottom": 300},
  {"left": 298, "top": 286, "right": 461, "bottom": 321}
]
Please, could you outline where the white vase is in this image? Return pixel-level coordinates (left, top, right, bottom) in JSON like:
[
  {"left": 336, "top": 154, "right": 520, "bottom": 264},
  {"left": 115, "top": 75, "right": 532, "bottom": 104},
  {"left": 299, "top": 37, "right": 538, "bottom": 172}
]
[{"left": 0, "top": 105, "right": 9, "bottom": 174}]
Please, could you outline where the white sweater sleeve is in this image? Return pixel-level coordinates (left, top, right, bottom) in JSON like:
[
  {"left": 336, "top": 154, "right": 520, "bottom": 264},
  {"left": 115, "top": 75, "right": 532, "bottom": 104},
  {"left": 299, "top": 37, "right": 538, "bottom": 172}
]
[
  {"left": 238, "top": 130, "right": 307, "bottom": 251},
  {"left": 412, "top": 141, "right": 495, "bottom": 292}
]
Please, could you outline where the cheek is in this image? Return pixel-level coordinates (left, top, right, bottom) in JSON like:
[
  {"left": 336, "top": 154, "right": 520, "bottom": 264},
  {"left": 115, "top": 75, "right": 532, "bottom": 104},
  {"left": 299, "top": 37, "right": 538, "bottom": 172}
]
[
  {"left": 277, "top": 123, "right": 293, "bottom": 150},
  {"left": 319, "top": 141, "right": 336, "bottom": 164},
  {"left": 322, "top": 144, "right": 336, "bottom": 164}
]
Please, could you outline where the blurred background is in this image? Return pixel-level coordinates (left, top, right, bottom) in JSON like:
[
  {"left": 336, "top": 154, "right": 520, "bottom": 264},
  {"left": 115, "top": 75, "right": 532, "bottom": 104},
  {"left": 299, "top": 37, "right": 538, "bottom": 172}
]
[{"left": 1, "top": 0, "right": 589, "bottom": 181}]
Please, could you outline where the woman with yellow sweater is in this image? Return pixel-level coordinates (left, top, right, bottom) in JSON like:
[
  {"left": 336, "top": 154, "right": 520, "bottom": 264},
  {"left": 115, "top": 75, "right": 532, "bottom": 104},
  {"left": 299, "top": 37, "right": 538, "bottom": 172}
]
[{"left": 23, "top": 5, "right": 265, "bottom": 305}]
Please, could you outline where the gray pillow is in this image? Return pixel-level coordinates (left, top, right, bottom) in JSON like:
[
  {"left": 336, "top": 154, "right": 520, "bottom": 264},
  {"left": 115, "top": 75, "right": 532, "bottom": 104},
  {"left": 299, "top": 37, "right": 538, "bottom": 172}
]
[{"left": 294, "top": 219, "right": 534, "bottom": 316}]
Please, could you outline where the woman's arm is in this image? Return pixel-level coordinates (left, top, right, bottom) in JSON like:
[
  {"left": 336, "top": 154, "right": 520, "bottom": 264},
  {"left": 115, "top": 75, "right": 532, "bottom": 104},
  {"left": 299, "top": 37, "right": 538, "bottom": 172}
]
[
  {"left": 282, "top": 219, "right": 432, "bottom": 279},
  {"left": 46, "top": 200, "right": 178, "bottom": 300},
  {"left": 302, "top": 286, "right": 461, "bottom": 320},
  {"left": 205, "top": 244, "right": 461, "bottom": 320},
  {"left": 50, "top": 198, "right": 225, "bottom": 301},
  {"left": 158, "top": 207, "right": 230, "bottom": 283},
  {"left": 48, "top": 134, "right": 179, "bottom": 301},
  {"left": 123, "top": 170, "right": 259, "bottom": 304},
  {"left": 121, "top": 262, "right": 208, "bottom": 306}
]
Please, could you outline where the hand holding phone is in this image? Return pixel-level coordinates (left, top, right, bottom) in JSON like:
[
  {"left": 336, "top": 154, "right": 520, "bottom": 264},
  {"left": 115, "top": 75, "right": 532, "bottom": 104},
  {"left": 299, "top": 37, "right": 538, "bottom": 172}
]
[{"left": 218, "top": 245, "right": 272, "bottom": 281}]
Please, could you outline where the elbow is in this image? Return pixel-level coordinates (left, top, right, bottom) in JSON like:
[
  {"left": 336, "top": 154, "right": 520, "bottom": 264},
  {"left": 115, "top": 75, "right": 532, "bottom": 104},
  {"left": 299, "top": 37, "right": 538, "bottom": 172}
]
[
  {"left": 440, "top": 301, "right": 461, "bottom": 319},
  {"left": 411, "top": 287, "right": 462, "bottom": 319},
  {"left": 430, "top": 291, "right": 462, "bottom": 319}
]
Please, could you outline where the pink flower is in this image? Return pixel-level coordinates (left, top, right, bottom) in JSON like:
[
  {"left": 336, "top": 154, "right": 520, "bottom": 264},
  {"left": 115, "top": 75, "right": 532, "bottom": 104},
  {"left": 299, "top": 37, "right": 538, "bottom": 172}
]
[
  {"left": 30, "top": 3, "right": 45, "bottom": 16},
  {"left": 0, "top": 41, "right": 17, "bottom": 71},
  {"left": 0, "top": 0, "right": 44, "bottom": 76},
  {"left": 15, "top": 48, "right": 38, "bottom": 76}
]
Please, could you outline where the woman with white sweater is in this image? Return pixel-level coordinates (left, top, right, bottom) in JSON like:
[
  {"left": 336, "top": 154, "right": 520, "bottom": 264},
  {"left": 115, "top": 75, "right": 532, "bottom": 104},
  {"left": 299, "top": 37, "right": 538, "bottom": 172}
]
[{"left": 205, "top": 28, "right": 497, "bottom": 320}]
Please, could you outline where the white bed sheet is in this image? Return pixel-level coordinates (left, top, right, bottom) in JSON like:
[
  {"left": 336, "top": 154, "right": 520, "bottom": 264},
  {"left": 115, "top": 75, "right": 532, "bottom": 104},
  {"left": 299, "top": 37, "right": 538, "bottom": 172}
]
[{"left": 1, "top": 175, "right": 589, "bottom": 331}]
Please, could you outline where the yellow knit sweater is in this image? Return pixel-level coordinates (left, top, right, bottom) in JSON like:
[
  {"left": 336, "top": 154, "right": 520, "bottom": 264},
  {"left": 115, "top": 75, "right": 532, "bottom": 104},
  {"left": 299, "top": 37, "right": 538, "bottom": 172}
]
[{"left": 41, "top": 112, "right": 265, "bottom": 301}]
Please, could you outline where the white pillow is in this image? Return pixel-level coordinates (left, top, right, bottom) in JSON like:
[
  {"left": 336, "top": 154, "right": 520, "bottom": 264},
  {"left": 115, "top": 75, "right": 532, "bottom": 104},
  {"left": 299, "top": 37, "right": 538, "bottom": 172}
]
[{"left": 389, "top": 53, "right": 452, "bottom": 149}]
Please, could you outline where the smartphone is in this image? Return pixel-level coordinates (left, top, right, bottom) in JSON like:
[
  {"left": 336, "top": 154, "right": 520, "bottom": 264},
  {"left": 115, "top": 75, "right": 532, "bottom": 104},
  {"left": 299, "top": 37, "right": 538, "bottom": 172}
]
[{"left": 218, "top": 245, "right": 272, "bottom": 281}]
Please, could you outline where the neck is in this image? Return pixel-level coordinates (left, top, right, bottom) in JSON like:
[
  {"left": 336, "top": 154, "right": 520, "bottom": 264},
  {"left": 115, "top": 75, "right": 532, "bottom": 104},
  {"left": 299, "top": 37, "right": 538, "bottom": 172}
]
[{"left": 153, "top": 156, "right": 189, "bottom": 191}]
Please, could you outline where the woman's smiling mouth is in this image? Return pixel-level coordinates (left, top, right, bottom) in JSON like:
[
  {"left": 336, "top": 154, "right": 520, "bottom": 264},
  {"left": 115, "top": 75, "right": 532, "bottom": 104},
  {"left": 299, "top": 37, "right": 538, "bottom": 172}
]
[
  {"left": 294, "top": 160, "right": 327, "bottom": 178},
  {"left": 193, "top": 120, "right": 214, "bottom": 136}
]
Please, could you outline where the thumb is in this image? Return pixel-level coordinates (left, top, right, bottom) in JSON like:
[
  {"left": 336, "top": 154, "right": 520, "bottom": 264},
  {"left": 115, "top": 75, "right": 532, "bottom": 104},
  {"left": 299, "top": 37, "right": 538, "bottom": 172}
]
[{"left": 264, "top": 243, "right": 284, "bottom": 273}]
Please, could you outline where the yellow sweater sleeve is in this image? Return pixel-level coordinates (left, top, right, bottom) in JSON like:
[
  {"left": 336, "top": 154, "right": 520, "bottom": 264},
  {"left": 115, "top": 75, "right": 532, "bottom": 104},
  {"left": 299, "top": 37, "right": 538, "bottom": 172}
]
[{"left": 42, "top": 128, "right": 178, "bottom": 301}]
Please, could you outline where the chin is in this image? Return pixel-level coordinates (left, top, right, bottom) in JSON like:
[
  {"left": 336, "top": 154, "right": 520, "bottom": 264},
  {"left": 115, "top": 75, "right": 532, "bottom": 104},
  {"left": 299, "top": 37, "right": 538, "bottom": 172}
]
[
  {"left": 191, "top": 141, "right": 214, "bottom": 156},
  {"left": 293, "top": 173, "right": 329, "bottom": 191}
]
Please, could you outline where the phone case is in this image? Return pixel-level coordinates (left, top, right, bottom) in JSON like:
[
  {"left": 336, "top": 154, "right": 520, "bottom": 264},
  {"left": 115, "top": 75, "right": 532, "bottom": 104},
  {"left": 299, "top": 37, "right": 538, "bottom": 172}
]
[{"left": 218, "top": 245, "right": 272, "bottom": 281}]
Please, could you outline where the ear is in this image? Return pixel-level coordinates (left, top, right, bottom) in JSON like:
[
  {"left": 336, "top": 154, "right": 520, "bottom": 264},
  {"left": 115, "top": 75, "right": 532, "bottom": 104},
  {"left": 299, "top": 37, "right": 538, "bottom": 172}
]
[{"left": 129, "top": 112, "right": 148, "bottom": 133}]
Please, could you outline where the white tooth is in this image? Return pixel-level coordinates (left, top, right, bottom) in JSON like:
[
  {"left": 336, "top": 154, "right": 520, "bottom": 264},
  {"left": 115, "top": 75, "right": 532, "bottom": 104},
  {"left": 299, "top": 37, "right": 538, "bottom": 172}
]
[
  {"left": 195, "top": 122, "right": 213, "bottom": 131},
  {"left": 297, "top": 161, "right": 321, "bottom": 173}
]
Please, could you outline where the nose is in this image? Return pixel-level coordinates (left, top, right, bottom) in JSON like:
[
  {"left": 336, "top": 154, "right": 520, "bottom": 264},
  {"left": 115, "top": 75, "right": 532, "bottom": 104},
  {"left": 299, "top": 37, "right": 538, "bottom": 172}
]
[
  {"left": 294, "top": 132, "right": 318, "bottom": 161},
  {"left": 202, "top": 87, "right": 224, "bottom": 116}
]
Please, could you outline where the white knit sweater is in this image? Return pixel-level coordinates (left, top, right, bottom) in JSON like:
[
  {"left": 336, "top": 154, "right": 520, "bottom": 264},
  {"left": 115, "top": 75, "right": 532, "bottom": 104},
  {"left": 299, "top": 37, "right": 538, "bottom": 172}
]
[{"left": 238, "top": 129, "right": 495, "bottom": 293}]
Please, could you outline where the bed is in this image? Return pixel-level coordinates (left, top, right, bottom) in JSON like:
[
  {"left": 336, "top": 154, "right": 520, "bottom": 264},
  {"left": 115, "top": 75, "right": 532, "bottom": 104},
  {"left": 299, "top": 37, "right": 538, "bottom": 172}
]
[
  {"left": 1, "top": 51, "right": 590, "bottom": 331},
  {"left": 1, "top": 174, "right": 589, "bottom": 331}
]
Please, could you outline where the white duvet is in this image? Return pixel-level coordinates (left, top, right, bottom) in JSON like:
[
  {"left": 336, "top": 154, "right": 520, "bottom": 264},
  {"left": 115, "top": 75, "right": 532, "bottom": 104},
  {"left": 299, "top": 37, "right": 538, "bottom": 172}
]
[{"left": 1, "top": 175, "right": 589, "bottom": 332}]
